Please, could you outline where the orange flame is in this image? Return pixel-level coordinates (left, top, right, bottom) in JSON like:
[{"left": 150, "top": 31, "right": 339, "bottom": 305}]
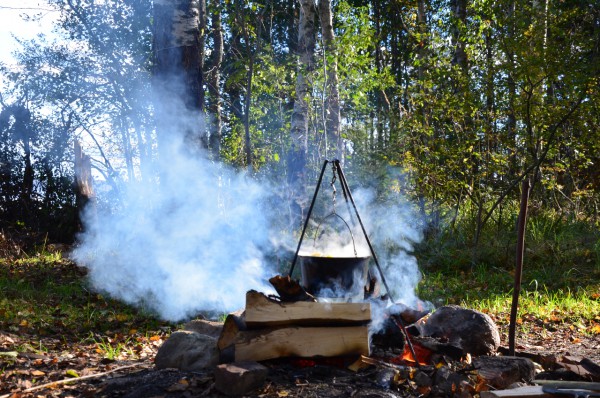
[{"left": 390, "top": 340, "right": 432, "bottom": 366}]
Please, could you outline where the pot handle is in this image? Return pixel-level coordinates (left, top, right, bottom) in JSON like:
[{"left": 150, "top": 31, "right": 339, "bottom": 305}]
[{"left": 313, "top": 212, "right": 358, "bottom": 257}]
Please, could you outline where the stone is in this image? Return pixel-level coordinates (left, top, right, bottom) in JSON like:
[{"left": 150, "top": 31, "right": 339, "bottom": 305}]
[
  {"left": 154, "top": 330, "right": 219, "bottom": 371},
  {"left": 214, "top": 361, "right": 269, "bottom": 396},
  {"left": 473, "top": 355, "right": 535, "bottom": 389},
  {"left": 411, "top": 305, "right": 501, "bottom": 356},
  {"left": 183, "top": 318, "right": 224, "bottom": 339}
]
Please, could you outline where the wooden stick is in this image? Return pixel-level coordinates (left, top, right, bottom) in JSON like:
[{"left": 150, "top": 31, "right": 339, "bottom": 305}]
[
  {"left": 508, "top": 178, "right": 530, "bottom": 356},
  {"left": 0, "top": 363, "right": 146, "bottom": 397}
]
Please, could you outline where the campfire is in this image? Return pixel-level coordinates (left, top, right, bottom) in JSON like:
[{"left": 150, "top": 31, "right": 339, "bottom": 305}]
[{"left": 152, "top": 160, "right": 600, "bottom": 397}]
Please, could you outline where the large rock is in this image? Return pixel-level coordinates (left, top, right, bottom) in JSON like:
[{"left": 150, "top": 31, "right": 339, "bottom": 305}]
[
  {"left": 183, "top": 318, "right": 224, "bottom": 339},
  {"left": 410, "top": 305, "right": 500, "bottom": 356},
  {"left": 155, "top": 330, "right": 219, "bottom": 371}
]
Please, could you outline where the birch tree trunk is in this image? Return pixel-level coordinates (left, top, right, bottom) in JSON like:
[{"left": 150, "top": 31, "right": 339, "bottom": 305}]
[
  {"left": 288, "top": 0, "right": 317, "bottom": 227},
  {"left": 207, "top": 1, "right": 223, "bottom": 159},
  {"left": 153, "top": 0, "right": 205, "bottom": 156},
  {"left": 318, "top": 0, "right": 341, "bottom": 160}
]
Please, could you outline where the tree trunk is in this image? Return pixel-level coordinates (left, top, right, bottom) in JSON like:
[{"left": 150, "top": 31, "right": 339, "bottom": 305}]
[
  {"left": 153, "top": 0, "right": 205, "bottom": 156},
  {"left": 74, "top": 140, "right": 95, "bottom": 231},
  {"left": 451, "top": 0, "right": 468, "bottom": 78},
  {"left": 506, "top": 0, "right": 517, "bottom": 176},
  {"left": 318, "top": 0, "right": 341, "bottom": 160},
  {"left": 238, "top": 3, "right": 265, "bottom": 170},
  {"left": 287, "top": 0, "right": 317, "bottom": 227},
  {"left": 207, "top": 1, "right": 223, "bottom": 159}
]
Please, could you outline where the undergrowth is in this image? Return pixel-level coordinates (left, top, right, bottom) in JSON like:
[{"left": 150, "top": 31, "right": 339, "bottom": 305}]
[
  {"left": 1, "top": 207, "right": 599, "bottom": 345},
  {"left": 415, "top": 206, "right": 600, "bottom": 334}
]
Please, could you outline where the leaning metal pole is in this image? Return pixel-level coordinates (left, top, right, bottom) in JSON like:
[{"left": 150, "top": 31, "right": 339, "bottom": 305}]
[
  {"left": 333, "top": 160, "right": 420, "bottom": 366},
  {"left": 288, "top": 160, "right": 330, "bottom": 277},
  {"left": 332, "top": 160, "right": 394, "bottom": 301},
  {"left": 509, "top": 178, "right": 530, "bottom": 356}
]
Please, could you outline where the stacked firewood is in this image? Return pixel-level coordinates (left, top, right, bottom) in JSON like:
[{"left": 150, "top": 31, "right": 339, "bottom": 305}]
[{"left": 217, "top": 278, "right": 371, "bottom": 363}]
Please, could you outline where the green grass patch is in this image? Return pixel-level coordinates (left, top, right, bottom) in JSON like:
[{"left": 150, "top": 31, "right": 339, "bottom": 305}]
[
  {"left": 418, "top": 260, "right": 600, "bottom": 335},
  {"left": 0, "top": 252, "right": 174, "bottom": 342}
]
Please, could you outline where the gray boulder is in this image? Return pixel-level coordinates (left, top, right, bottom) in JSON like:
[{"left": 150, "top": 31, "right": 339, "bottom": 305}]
[
  {"left": 155, "top": 330, "right": 219, "bottom": 371},
  {"left": 411, "top": 305, "right": 500, "bottom": 356}
]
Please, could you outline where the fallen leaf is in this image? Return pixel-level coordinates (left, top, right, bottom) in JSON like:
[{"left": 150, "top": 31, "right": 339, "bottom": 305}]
[
  {"left": 277, "top": 391, "right": 289, "bottom": 397},
  {"left": 590, "top": 324, "right": 600, "bottom": 335},
  {"left": 166, "top": 380, "right": 189, "bottom": 392},
  {"left": 66, "top": 369, "right": 80, "bottom": 378},
  {"left": 31, "top": 370, "right": 45, "bottom": 377},
  {"left": 149, "top": 335, "right": 161, "bottom": 341}
]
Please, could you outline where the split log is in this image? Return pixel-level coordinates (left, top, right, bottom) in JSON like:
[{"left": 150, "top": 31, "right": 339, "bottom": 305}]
[
  {"left": 232, "top": 325, "right": 370, "bottom": 362},
  {"left": 244, "top": 290, "right": 371, "bottom": 327}
]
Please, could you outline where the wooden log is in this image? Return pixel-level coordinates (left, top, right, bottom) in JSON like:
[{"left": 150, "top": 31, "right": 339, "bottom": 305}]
[
  {"left": 217, "top": 311, "right": 246, "bottom": 351},
  {"left": 244, "top": 290, "right": 371, "bottom": 327},
  {"left": 233, "top": 325, "right": 370, "bottom": 362},
  {"left": 474, "top": 356, "right": 535, "bottom": 389}
]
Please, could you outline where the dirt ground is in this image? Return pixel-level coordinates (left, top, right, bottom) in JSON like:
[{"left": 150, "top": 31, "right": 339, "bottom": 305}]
[{"left": 1, "top": 322, "right": 598, "bottom": 398}]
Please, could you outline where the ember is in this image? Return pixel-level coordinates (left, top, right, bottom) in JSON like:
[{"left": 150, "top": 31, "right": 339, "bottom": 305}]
[{"left": 391, "top": 340, "right": 433, "bottom": 367}]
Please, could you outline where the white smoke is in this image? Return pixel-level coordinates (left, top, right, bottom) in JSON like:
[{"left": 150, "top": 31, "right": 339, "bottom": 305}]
[
  {"left": 72, "top": 102, "right": 276, "bottom": 321},
  {"left": 351, "top": 186, "right": 424, "bottom": 305},
  {"left": 72, "top": 74, "right": 427, "bottom": 324}
]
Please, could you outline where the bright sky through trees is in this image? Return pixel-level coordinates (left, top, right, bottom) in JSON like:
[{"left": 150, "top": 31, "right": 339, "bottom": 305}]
[{"left": 0, "top": 1, "right": 56, "bottom": 65}]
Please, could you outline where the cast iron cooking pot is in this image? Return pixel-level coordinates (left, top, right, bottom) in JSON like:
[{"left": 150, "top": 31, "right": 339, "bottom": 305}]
[{"left": 299, "top": 253, "right": 370, "bottom": 299}]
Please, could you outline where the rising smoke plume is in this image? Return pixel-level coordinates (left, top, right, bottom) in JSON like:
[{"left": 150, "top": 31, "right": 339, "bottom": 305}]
[
  {"left": 72, "top": 76, "right": 427, "bottom": 323},
  {"left": 72, "top": 82, "right": 278, "bottom": 321}
]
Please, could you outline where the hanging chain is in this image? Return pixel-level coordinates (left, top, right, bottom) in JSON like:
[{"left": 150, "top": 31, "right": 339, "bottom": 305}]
[{"left": 330, "top": 162, "right": 337, "bottom": 214}]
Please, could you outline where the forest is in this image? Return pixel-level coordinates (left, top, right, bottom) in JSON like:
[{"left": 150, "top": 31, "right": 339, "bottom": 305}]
[{"left": 1, "top": 0, "right": 599, "bottom": 245}]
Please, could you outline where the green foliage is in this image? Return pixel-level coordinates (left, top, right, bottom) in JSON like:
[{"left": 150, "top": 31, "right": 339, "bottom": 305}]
[{"left": 1, "top": 0, "right": 599, "bottom": 246}]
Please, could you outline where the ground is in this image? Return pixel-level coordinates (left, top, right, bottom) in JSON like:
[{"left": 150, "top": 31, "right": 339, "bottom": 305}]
[
  {"left": 0, "top": 255, "right": 598, "bottom": 397},
  {"left": 1, "top": 310, "right": 599, "bottom": 397}
]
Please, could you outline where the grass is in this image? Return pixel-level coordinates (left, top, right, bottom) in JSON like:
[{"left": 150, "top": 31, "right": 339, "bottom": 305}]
[
  {"left": 85, "top": 334, "right": 138, "bottom": 360},
  {"left": 0, "top": 251, "right": 175, "bottom": 343},
  {"left": 414, "top": 206, "right": 600, "bottom": 339},
  {"left": 417, "top": 255, "right": 600, "bottom": 337}
]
